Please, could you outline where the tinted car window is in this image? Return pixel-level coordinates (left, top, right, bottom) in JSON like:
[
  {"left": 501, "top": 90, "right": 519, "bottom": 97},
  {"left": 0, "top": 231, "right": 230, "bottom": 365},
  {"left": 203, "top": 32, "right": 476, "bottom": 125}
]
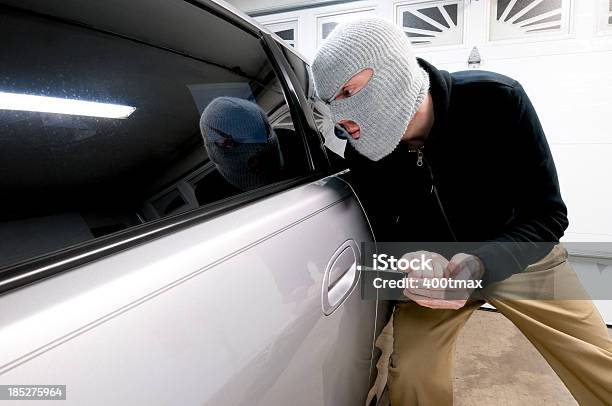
[
  {"left": 0, "top": 4, "right": 310, "bottom": 268},
  {"left": 281, "top": 46, "right": 346, "bottom": 161}
]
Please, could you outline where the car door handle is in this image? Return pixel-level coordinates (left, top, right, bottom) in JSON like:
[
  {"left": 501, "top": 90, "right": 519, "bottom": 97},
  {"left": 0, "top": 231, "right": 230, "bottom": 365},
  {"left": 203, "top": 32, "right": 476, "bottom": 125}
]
[{"left": 322, "top": 239, "right": 360, "bottom": 315}]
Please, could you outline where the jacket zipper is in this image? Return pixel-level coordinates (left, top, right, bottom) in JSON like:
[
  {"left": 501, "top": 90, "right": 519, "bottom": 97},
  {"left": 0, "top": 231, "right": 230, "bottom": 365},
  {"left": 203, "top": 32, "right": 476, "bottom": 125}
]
[
  {"left": 416, "top": 149, "right": 423, "bottom": 167},
  {"left": 395, "top": 145, "right": 424, "bottom": 224},
  {"left": 407, "top": 145, "right": 424, "bottom": 167},
  {"left": 395, "top": 144, "right": 424, "bottom": 224},
  {"left": 399, "top": 145, "right": 458, "bottom": 241}
]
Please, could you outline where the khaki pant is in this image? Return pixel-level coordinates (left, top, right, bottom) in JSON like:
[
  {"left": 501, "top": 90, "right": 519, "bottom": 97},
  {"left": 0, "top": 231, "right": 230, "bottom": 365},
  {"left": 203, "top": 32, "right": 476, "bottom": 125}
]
[{"left": 386, "top": 245, "right": 612, "bottom": 406}]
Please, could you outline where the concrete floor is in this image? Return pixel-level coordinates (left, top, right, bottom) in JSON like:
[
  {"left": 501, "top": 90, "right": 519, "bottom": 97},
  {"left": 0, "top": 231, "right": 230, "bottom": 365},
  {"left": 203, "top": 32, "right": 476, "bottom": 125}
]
[
  {"left": 454, "top": 309, "right": 612, "bottom": 406},
  {"left": 374, "top": 308, "right": 611, "bottom": 406}
]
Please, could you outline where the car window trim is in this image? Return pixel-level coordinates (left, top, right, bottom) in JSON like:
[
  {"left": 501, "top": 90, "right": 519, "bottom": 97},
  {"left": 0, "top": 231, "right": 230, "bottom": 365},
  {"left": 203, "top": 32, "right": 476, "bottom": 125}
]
[
  {"left": 259, "top": 33, "right": 315, "bottom": 172},
  {"left": 0, "top": 174, "right": 325, "bottom": 296},
  {"left": 259, "top": 33, "right": 332, "bottom": 173}
]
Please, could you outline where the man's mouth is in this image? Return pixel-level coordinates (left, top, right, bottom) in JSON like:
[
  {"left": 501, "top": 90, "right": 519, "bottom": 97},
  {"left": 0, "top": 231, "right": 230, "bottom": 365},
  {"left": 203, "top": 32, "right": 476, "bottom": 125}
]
[{"left": 337, "top": 121, "right": 361, "bottom": 140}]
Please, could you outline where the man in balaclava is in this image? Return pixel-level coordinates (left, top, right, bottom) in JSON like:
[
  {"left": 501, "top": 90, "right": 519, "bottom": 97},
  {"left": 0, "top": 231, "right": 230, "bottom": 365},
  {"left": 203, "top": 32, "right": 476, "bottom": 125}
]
[
  {"left": 311, "top": 17, "right": 612, "bottom": 405},
  {"left": 199, "top": 96, "right": 284, "bottom": 197}
]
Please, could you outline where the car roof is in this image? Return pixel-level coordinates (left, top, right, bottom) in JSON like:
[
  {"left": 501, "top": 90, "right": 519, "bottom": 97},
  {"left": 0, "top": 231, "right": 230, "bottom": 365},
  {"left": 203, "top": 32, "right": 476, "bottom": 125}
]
[
  {"left": 0, "top": 0, "right": 311, "bottom": 66},
  {"left": 208, "top": 0, "right": 312, "bottom": 64}
]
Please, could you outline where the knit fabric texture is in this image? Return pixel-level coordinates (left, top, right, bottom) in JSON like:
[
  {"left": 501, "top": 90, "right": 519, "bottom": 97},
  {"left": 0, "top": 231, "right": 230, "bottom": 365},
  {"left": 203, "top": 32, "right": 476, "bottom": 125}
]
[
  {"left": 200, "top": 96, "right": 282, "bottom": 191},
  {"left": 311, "top": 17, "right": 430, "bottom": 161}
]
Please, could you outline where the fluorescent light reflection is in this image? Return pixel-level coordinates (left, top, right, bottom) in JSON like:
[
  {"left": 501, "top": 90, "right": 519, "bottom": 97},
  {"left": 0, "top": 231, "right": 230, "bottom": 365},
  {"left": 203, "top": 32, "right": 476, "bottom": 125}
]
[{"left": 0, "top": 91, "right": 136, "bottom": 119}]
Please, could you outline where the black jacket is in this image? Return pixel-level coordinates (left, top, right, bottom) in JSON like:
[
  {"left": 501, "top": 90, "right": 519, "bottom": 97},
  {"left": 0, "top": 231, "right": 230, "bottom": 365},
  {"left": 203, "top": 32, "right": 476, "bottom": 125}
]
[{"left": 344, "top": 58, "right": 568, "bottom": 287}]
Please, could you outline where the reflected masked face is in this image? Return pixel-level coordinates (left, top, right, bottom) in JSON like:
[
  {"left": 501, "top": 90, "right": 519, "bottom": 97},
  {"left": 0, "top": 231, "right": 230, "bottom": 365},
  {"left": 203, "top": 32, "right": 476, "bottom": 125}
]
[
  {"left": 205, "top": 129, "right": 282, "bottom": 191},
  {"left": 200, "top": 96, "right": 283, "bottom": 191}
]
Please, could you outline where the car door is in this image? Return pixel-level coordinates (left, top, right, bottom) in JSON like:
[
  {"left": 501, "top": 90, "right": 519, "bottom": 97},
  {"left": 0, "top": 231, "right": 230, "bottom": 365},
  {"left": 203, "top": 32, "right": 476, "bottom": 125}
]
[
  {"left": 274, "top": 35, "right": 394, "bottom": 401},
  {"left": 0, "top": 0, "right": 377, "bottom": 405}
]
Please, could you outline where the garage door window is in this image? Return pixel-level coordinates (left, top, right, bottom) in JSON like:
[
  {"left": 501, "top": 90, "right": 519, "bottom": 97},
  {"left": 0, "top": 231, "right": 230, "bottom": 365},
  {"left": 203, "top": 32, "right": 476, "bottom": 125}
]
[
  {"left": 489, "top": 0, "right": 572, "bottom": 41},
  {"left": 395, "top": 0, "right": 465, "bottom": 47},
  {"left": 316, "top": 8, "right": 376, "bottom": 47},
  {"left": 264, "top": 19, "right": 298, "bottom": 47}
]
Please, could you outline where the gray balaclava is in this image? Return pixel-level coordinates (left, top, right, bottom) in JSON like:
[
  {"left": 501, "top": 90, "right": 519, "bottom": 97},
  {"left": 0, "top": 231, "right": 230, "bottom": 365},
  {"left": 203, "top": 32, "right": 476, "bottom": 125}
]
[
  {"left": 311, "top": 17, "right": 430, "bottom": 161},
  {"left": 200, "top": 96, "right": 283, "bottom": 191}
]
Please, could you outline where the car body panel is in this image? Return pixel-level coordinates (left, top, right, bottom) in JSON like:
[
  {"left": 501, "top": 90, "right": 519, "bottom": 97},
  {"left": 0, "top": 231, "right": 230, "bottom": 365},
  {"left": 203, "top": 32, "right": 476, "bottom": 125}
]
[{"left": 0, "top": 176, "right": 376, "bottom": 405}]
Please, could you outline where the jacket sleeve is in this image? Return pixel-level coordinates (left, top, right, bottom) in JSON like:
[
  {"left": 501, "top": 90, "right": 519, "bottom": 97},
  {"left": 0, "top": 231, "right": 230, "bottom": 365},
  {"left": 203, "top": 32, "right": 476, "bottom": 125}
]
[{"left": 468, "top": 82, "right": 569, "bottom": 287}]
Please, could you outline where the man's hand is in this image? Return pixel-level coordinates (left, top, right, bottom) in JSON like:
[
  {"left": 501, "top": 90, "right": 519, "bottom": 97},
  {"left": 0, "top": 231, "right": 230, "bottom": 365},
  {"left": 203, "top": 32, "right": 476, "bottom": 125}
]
[
  {"left": 402, "top": 252, "right": 485, "bottom": 310},
  {"left": 401, "top": 251, "right": 455, "bottom": 309}
]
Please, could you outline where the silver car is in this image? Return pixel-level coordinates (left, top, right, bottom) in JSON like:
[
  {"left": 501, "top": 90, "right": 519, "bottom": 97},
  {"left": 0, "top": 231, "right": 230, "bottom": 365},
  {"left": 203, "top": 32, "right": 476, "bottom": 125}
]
[{"left": 0, "top": 0, "right": 387, "bottom": 404}]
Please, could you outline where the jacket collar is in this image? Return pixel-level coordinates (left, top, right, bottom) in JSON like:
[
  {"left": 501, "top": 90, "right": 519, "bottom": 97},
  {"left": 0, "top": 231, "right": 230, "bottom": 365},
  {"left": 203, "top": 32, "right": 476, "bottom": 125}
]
[
  {"left": 417, "top": 57, "right": 452, "bottom": 150},
  {"left": 344, "top": 58, "right": 452, "bottom": 165}
]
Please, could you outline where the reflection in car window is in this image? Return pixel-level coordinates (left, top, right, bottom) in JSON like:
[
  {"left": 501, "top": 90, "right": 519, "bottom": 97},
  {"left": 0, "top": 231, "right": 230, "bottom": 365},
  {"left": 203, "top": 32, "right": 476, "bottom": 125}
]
[
  {"left": 0, "top": 4, "right": 310, "bottom": 268},
  {"left": 199, "top": 97, "right": 286, "bottom": 195}
]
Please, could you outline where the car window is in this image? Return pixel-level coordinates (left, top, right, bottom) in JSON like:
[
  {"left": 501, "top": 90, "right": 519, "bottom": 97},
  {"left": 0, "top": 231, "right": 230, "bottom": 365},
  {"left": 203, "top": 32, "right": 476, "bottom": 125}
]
[
  {"left": 0, "top": 4, "right": 311, "bottom": 268},
  {"left": 280, "top": 46, "right": 347, "bottom": 161}
]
